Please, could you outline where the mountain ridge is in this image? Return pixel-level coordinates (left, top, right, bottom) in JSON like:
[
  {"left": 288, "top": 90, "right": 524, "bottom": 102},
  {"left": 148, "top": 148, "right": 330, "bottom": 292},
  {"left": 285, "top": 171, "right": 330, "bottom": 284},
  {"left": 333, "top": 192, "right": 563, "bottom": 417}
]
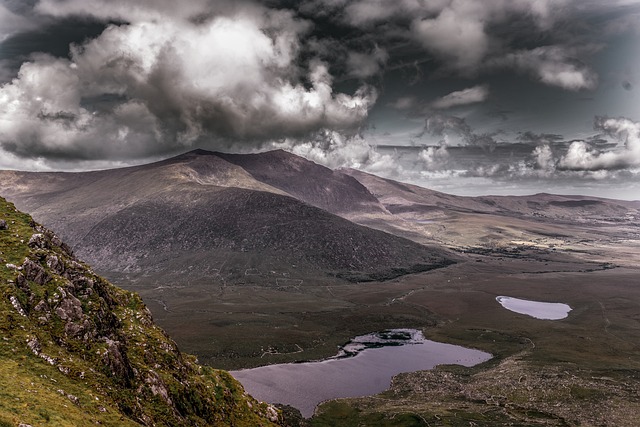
[{"left": 0, "top": 150, "right": 455, "bottom": 283}]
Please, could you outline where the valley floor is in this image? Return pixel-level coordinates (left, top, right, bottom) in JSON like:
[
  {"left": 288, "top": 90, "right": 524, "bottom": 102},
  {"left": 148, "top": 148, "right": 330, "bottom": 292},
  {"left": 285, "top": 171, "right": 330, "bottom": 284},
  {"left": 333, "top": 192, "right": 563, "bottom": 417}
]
[{"left": 107, "top": 226, "right": 640, "bottom": 426}]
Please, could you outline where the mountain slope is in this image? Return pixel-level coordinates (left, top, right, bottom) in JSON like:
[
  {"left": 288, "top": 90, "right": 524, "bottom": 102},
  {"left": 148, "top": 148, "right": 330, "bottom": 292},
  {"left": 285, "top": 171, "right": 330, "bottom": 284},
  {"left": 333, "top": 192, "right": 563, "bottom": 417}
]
[
  {"left": 217, "top": 150, "right": 387, "bottom": 215},
  {"left": 0, "top": 150, "right": 285, "bottom": 249},
  {"left": 78, "top": 186, "right": 453, "bottom": 283},
  {"left": 0, "top": 197, "right": 281, "bottom": 426}
]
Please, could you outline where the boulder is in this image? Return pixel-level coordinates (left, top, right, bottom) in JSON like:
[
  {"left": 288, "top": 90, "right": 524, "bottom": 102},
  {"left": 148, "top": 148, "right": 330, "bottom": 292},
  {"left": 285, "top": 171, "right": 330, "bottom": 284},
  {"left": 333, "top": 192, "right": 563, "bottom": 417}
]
[
  {"left": 103, "top": 338, "right": 135, "bottom": 384},
  {"left": 55, "top": 294, "right": 84, "bottom": 322},
  {"left": 46, "top": 254, "right": 65, "bottom": 275},
  {"left": 28, "top": 233, "right": 47, "bottom": 249},
  {"left": 22, "top": 258, "right": 51, "bottom": 285}
]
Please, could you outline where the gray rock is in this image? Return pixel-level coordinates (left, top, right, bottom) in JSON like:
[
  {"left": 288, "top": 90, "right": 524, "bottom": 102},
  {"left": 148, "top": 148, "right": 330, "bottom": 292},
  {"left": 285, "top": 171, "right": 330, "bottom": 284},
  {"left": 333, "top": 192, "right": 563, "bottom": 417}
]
[
  {"left": 22, "top": 258, "right": 51, "bottom": 286},
  {"left": 144, "top": 370, "right": 173, "bottom": 405},
  {"left": 55, "top": 294, "right": 83, "bottom": 322},
  {"left": 15, "top": 273, "right": 28, "bottom": 292},
  {"left": 65, "top": 319, "right": 94, "bottom": 341},
  {"left": 33, "top": 300, "right": 49, "bottom": 312},
  {"left": 66, "top": 394, "right": 80, "bottom": 405},
  {"left": 103, "top": 338, "right": 135, "bottom": 382},
  {"left": 28, "top": 233, "right": 47, "bottom": 249},
  {"left": 46, "top": 254, "right": 65, "bottom": 275},
  {"left": 0, "top": 219, "right": 7, "bottom": 230}
]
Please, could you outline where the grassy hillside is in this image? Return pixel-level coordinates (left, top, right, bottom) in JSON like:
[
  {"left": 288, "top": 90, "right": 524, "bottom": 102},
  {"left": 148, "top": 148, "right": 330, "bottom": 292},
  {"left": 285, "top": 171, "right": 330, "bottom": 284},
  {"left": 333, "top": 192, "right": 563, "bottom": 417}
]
[{"left": 0, "top": 197, "right": 281, "bottom": 426}]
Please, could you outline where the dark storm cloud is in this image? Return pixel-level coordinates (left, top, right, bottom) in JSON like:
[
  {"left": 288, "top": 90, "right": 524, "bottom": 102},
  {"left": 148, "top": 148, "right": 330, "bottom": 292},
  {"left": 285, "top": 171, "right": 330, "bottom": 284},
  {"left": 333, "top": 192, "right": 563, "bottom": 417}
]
[
  {"left": 0, "top": 18, "right": 109, "bottom": 62},
  {"left": 293, "top": 0, "right": 602, "bottom": 85}
]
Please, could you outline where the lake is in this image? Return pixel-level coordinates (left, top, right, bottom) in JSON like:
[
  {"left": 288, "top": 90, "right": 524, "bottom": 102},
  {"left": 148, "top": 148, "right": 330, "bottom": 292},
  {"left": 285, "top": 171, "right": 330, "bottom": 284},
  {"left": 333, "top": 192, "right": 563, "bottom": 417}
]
[
  {"left": 231, "top": 329, "right": 492, "bottom": 417},
  {"left": 496, "top": 296, "right": 572, "bottom": 320}
]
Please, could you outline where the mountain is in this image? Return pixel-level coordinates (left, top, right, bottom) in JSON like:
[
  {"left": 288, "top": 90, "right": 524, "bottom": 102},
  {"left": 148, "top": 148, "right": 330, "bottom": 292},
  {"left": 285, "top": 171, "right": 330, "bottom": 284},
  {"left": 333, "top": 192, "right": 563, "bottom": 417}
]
[
  {"left": 0, "top": 150, "right": 454, "bottom": 283},
  {"left": 0, "top": 197, "right": 282, "bottom": 426}
]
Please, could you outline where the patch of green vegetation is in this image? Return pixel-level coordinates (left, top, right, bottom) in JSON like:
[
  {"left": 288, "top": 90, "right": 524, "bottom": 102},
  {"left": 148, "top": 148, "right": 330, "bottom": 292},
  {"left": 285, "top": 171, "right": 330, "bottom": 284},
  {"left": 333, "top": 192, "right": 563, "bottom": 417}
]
[
  {"left": 312, "top": 402, "right": 427, "bottom": 427},
  {"left": 311, "top": 402, "right": 561, "bottom": 427},
  {"left": 570, "top": 385, "right": 603, "bottom": 400}
]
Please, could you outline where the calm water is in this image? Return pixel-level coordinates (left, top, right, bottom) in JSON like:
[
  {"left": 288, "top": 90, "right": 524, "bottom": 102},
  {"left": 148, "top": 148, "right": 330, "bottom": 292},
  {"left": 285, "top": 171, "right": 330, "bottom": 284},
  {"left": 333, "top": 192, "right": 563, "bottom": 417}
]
[
  {"left": 231, "top": 329, "right": 492, "bottom": 417},
  {"left": 496, "top": 296, "right": 572, "bottom": 320}
]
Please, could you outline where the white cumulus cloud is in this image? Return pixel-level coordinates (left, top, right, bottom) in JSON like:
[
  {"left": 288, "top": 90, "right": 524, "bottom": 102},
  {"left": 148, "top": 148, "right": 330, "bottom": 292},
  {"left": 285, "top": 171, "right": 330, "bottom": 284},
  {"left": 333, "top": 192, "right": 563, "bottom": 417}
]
[
  {"left": 271, "top": 130, "right": 401, "bottom": 177},
  {"left": 494, "top": 46, "right": 599, "bottom": 90},
  {"left": 411, "top": 6, "right": 488, "bottom": 71},
  {"left": 419, "top": 145, "right": 450, "bottom": 170},
  {"left": 0, "top": 4, "right": 376, "bottom": 162},
  {"left": 559, "top": 117, "right": 640, "bottom": 170},
  {"left": 431, "top": 85, "right": 489, "bottom": 109}
]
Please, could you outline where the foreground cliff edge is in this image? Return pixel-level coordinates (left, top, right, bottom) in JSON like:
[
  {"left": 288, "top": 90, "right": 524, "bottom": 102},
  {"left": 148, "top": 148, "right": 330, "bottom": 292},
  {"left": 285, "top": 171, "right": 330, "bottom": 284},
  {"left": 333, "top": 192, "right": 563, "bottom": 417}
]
[{"left": 0, "top": 197, "right": 281, "bottom": 426}]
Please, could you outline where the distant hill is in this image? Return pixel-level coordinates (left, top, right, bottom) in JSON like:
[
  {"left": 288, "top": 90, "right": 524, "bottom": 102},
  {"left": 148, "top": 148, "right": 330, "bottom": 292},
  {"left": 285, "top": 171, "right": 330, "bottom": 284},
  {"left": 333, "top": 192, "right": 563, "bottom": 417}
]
[
  {"left": 0, "top": 197, "right": 282, "bottom": 426},
  {"left": 341, "top": 168, "right": 640, "bottom": 249},
  {"left": 343, "top": 168, "right": 640, "bottom": 222}
]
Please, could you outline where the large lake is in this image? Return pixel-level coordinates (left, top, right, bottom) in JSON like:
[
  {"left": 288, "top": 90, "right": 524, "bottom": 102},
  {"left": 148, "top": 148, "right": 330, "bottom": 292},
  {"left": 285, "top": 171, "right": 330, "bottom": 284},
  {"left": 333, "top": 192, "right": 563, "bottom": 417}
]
[
  {"left": 231, "top": 329, "right": 492, "bottom": 417},
  {"left": 496, "top": 296, "right": 572, "bottom": 320}
]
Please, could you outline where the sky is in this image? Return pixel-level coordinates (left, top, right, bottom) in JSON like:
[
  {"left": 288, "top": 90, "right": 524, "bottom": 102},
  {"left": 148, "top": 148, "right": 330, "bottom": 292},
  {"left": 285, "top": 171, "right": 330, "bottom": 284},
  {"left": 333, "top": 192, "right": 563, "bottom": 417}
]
[{"left": 0, "top": 0, "right": 639, "bottom": 199}]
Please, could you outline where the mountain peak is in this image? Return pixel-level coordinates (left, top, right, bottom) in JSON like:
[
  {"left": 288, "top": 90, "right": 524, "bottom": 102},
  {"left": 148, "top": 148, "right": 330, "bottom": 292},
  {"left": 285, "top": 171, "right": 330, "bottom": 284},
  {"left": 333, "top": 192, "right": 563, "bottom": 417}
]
[{"left": 173, "top": 148, "right": 217, "bottom": 159}]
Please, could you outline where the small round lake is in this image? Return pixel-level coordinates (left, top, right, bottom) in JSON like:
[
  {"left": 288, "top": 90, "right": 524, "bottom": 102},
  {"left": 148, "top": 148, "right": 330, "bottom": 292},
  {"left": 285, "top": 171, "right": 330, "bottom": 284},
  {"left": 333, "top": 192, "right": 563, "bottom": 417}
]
[
  {"left": 231, "top": 329, "right": 492, "bottom": 418},
  {"left": 496, "top": 296, "right": 572, "bottom": 320}
]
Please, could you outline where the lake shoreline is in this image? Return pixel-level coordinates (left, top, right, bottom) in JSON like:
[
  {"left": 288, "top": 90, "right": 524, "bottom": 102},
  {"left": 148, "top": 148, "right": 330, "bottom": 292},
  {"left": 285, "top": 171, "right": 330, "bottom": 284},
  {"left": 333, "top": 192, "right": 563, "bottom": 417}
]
[{"left": 231, "top": 329, "right": 492, "bottom": 418}]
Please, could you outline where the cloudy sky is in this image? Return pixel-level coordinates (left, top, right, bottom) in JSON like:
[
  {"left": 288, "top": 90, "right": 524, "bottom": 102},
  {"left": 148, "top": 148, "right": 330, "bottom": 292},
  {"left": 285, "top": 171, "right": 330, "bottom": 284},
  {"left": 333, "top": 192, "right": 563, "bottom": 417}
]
[{"left": 1, "top": 0, "right": 639, "bottom": 199}]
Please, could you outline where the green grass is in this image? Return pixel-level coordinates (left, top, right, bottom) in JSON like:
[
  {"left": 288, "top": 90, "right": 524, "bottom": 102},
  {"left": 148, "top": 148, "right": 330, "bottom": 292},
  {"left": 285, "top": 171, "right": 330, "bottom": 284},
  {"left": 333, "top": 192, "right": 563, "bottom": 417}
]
[
  {"left": 311, "top": 401, "right": 562, "bottom": 427},
  {"left": 312, "top": 402, "right": 428, "bottom": 427}
]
